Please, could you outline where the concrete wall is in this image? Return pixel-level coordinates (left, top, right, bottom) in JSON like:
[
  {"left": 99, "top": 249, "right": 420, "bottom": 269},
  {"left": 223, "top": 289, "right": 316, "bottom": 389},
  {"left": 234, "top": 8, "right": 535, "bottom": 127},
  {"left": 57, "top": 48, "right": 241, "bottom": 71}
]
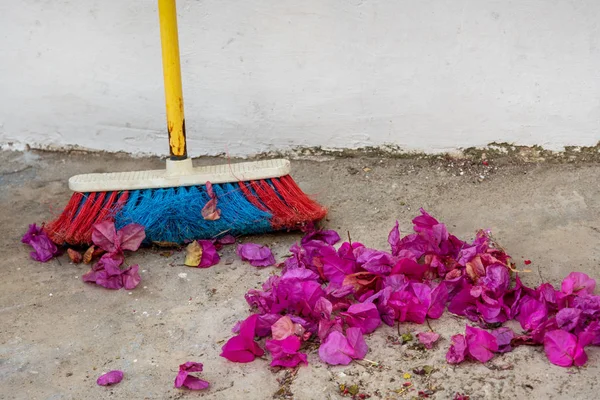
[{"left": 1, "top": 0, "right": 598, "bottom": 157}]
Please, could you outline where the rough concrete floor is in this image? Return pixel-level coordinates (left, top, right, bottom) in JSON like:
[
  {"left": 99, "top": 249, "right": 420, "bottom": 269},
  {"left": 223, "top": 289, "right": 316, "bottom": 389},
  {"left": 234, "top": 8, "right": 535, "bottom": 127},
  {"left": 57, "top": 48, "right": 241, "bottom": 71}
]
[{"left": 1, "top": 150, "right": 599, "bottom": 400}]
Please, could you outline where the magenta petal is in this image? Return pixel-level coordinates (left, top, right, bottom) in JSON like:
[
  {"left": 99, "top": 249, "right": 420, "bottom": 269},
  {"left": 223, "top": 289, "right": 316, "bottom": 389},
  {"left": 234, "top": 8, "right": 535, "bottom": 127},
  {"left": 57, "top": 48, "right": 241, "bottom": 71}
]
[
  {"left": 118, "top": 223, "right": 146, "bottom": 251},
  {"left": 516, "top": 296, "right": 548, "bottom": 331},
  {"left": 122, "top": 265, "right": 141, "bottom": 290},
  {"left": 181, "top": 376, "right": 210, "bottom": 390},
  {"left": 428, "top": 282, "right": 448, "bottom": 319},
  {"left": 388, "top": 220, "right": 401, "bottom": 256},
  {"left": 341, "top": 303, "right": 381, "bottom": 334},
  {"left": 491, "top": 327, "right": 515, "bottom": 353},
  {"left": 198, "top": 240, "right": 220, "bottom": 268},
  {"left": 314, "top": 297, "right": 333, "bottom": 320},
  {"left": 97, "top": 370, "right": 123, "bottom": 386},
  {"left": 543, "top": 329, "right": 582, "bottom": 367},
  {"left": 417, "top": 332, "right": 440, "bottom": 349},
  {"left": 465, "top": 326, "right": 498, "bottom": 363},
  {"left": 266, "top": 336, "right": 308, "bottom": 368},
  {"left": 346, "top": 327, "right": 368, "bottom": 360},
  {"left": 561, "top": 272, "right": 596, "bottom": 296},
  {"left": 556, "top": 308, "right": 583, "bottom": 332},
  {"left": 446, "top": 334, "right": 467, "bottom": 364},
  {"left": 175, "top": 362, "right": 209, "bottom": 390},
  {"left": 220, "top": 314, "right": 265, "bottom": 363},
  {"left": 22, "top": 224, "right": 44, "bottom": 244},
  {"left": 94, "top": 270, "right": 124, "bottom": 290},
  {"left": 220, "top": 336, "right": 259, "bottom": 363},
  {"left": 237, "top": 243, "right": 276, "bottom": 267},
  {"left": 97, "top": 252, "right": 124, "bottom": 276},
  {"left": 318, "top": 331, "right": 354, "bottom": 365},
  {"left": 82, "top": 269, "right": 97, "bottom": 283},
  {"left": 92, "top": 221, "right": 118, "bottom": 253}
]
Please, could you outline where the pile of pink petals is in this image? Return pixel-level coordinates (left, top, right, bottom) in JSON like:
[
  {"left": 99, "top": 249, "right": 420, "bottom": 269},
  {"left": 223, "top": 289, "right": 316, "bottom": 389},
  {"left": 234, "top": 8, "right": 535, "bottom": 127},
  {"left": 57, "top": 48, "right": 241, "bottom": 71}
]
[
  {"left": 220, "top": 209, "right": 600, "bottom": 368},
  {"left": 82, "top": 221, "right": 145, "bottom": 290}
]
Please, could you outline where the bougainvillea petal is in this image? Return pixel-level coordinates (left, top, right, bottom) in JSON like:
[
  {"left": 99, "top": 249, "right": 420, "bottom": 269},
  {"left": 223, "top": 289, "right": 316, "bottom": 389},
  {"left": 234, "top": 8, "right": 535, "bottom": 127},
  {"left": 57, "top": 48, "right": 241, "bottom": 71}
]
[
  {"left": 198, "top": 240, "right": 220, "bottom": 268},
  {"left": 417, "top": 332, "right": 440, "bottom": 349},
  {"left": 388, "top": 220, "right": 401, "bottom": 256},
  {"left": 118, "top": 223, "right": 146, "bottom": 251},
  {"left": 22, "top": 224, "right": 60, "bottom": 262},
  {"left": 346, "top": 327, "right": 368, "bottom": 360},
  {"left": 92, "top": 221, "right": 119, "bottom": 253},
  {"left": 271, "top": 315, "right": 295, "bottom": 340},
  {"left": 122, "top": 265, "right": 141, "bottom": 290},
  {"left": 97, "top": 370, "right": 123, "bottom": 386},
  {"left": 491, "top": 327, "right": 514, "bottom": 353},
  {"left": 174, "top": 362, "right": 209, "bottom": 390},
  {"left": 465, "top": 326, "right": 498, "bottom": 363},
  {"left": 516, "top": 296, "right": 548, "bottom": 331},
  {"left": 237, "top": 243, "right": 276, "bottom": 267},
  {"left": 266, "top": 336, "right": 308, "bottom": 368},
  {"left": 318, "top": 331, "right": 354, "bottom": 365},
  {"left": 543, "top": 330, "right": 586, "bottom": 367},
  {"left": 561, "top": 272, "right": 596, "bottom": 296},
  {"left": 446, "top": 334, "right": 467, "bottom": 364},
  {"left": 220, "top": 314, "right": 265, "bottom": 363},
  {"left": 341, "top": 302, "right": 381, "bottom": 334}
]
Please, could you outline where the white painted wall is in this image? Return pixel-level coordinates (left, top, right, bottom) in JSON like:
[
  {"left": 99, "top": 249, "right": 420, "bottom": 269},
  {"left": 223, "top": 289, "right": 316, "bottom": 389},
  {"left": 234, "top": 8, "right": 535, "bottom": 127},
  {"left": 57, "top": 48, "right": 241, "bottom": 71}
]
[{"left": 1, "top": 0, "right": 599, "bottom": 157}]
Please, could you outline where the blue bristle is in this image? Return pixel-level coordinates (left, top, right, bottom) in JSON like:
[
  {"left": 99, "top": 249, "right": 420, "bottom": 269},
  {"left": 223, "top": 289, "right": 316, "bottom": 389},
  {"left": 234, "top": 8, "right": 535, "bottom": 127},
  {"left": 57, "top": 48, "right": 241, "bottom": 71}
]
[{"left": 114, "top": 183, "right": 273, "bottom": 243}]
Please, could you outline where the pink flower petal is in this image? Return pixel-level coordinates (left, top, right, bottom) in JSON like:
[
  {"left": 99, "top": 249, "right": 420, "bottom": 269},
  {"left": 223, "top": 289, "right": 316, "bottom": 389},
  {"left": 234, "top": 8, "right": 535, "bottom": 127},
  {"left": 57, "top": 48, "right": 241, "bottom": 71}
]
[
  {"left": 388, "top": 220, "right": 401, "bottom": 256},
  {"left": 341, "top": 302, "right": 381, "bottom": 334},
  {"left": 465, "top": 326, "right": 498, "bottom": 363},
  {"left": 318, "top": 331, "right": 354, "bottom": 365},
  {"left": 97, "top": 370, "right": 123, "bottom": 386},
  {"left": 122, "top": 265, "right": 141, "bottom": 290},
  {"left": 22, "top": 224, "right": 59, "bottom": 263},
  {"left": 237, "top": 243, "right": 276, "bottom": 267},
  {"left": 417, "top": 332, "right": 440, "bottom": 349},
  {"left": 543, "top": 329, "right": 588, "bottom": 367},
  {"left": 220, "top": 314, "right": 265, "bottom": 363},
  {"left": 266, "top": 336, "right": 308, "bottom": 368},
  {"left": 346, "top": 327, "right": 368, "bottom": 360},
  {"left": 271, "top": 316, "right": 295, "bottom": 340},
  {"left": 92, "top": 221, "right": 118, "bottom": 253},
  {"left": 561, "top": 272, "right": 596, "bottom": 296},
  {"left": 174, "top": 362, "right": 209, "bottom": 390},
  {"left": 118, "top": 223, "right": 146, "bottom": 251},
  {"left": 198, "top": 240, "right": 220, "bottom": 268},
  {"left": 446, "top": 334, "right": 467, "bottom": 364}
]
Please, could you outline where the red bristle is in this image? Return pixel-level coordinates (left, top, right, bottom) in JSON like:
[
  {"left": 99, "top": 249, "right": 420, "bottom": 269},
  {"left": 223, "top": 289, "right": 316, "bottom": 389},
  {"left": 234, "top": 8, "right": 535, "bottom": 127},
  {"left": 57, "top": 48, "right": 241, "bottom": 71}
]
[
  {"left": 74, "top": 191, "right": 119, "bottom": 244},
  {"left": 251, "top": 179, "right": 297, "bottom": 228},
  {"left": 44, "top": 192, "right": 85, "bottom": 245},
  {"left": 238, "top": 182, "right": 268, "bottom": 212},
  {"left": 64, "top": 192, "right": 107, "bottom": 245},
  {"left": 272, "top": 175, "right": 327, "bottom": 223}
]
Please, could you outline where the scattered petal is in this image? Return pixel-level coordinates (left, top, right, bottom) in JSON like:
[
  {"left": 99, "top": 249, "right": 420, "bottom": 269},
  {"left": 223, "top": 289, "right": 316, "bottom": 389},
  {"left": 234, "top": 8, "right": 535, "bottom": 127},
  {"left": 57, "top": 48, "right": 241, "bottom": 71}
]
[
  {"left": 22, "top": 224, "right": 59, "bottom": 262},
  {"left": 417, "top": 332, "right": 440, "bottom": 349},
  {"left": 446, "top": 334, "right": 467, "bottom": 364},
  {"left": 544, "top": 329, "right": 587, "bottom": 367},
  {"left": 465, "top": 326, "right": 498, "bottom": 363},
  {"left": 174, "top": 362, "right": 209, "bottom": 390},
  {"left": 237, "top": 243, "right": 275, "bottom": 267},
  {"left": 97, "top": 370, "right": 123, "bottom": 386},
  {"left": 201, "top": 182, "right": 221, "bottom": 221}
]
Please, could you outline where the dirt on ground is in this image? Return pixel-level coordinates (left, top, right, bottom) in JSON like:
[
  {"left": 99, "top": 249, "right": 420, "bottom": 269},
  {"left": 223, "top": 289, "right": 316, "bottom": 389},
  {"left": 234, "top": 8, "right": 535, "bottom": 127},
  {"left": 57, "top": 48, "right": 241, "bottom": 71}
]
[{"left": 1, "top": 149, "right": 599, "bottom": 400}]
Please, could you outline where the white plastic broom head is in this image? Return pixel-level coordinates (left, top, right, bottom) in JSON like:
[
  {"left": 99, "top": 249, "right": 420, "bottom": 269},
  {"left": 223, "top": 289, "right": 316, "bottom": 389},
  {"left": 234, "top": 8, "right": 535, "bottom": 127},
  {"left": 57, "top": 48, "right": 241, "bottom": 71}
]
[{"left": 68, "top": 158, "right": 291, "bottom": 192}]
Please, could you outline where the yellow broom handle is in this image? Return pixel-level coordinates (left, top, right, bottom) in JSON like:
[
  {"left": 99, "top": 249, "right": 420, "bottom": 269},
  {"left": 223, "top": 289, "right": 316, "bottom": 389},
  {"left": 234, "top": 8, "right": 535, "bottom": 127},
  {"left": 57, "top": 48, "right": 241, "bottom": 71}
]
[{"left": 158, "top": 0, "right": 187, "bottom": 160}]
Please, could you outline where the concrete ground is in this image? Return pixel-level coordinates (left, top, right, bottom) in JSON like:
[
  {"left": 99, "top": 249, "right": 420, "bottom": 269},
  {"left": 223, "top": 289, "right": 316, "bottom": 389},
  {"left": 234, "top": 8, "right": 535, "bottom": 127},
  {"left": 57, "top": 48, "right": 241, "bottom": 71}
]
[{"left": 1, "top": 149, "right": 599, "bottom": 400}]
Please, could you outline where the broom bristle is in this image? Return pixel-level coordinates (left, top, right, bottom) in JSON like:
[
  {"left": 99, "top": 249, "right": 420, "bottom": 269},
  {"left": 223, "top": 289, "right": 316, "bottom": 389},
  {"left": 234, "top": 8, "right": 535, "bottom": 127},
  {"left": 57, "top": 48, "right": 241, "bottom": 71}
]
[{"left": 44, "top": 176, "right": 326, "bottom": 246}]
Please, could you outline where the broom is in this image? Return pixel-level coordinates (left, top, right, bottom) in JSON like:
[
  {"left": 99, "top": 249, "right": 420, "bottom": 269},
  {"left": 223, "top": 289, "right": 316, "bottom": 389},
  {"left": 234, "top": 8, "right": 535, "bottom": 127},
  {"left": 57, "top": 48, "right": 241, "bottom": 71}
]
[{"left": 44, "top": 0, "right": 326, "bottom": 246}]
